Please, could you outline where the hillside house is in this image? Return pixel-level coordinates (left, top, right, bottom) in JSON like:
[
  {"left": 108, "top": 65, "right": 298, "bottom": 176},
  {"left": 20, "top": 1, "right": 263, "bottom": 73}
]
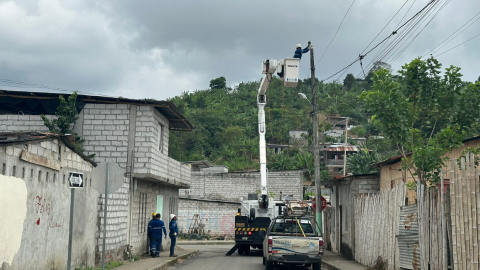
[
  {"left": 371, "top": 135, "right": 480, "bottom": 205},
  {"left": 0, "top": 89, "right": 193, "bottom": 262}
]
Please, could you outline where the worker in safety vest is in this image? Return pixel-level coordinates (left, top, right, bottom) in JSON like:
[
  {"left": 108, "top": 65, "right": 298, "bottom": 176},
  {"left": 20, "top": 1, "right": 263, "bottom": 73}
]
[
  {"left": 148, "top": 213, "right": 167, "bottom": 257},
  {"left": 293, "top": 43, "right": 312, "bottom": 59}
]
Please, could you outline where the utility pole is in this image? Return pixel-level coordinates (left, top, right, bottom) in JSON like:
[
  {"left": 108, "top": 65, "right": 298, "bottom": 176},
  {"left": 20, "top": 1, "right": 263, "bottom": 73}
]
[
  {"left": 309, "top": 41, "right": 322, "bottom": 234},
  {"left": 343, "top": 117, "right": 348, "bottom": 176}
]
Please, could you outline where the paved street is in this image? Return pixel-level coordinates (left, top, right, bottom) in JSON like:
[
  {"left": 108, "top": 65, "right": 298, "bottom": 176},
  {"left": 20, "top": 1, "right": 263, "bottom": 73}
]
[{"left": 168, "top": 245, "right": 329, "bottom": 270}]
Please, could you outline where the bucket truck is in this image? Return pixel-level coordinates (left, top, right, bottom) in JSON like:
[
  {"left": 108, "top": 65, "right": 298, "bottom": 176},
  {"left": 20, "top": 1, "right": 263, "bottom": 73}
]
[{"left": 226, "top": 57, "right": 300, "bottom": 256}]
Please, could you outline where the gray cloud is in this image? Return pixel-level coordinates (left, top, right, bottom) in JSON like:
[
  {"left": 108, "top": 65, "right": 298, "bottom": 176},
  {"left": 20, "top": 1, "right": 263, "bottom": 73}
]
[{"left": 0, "top": 0, "right": 478, "bottom": 100}]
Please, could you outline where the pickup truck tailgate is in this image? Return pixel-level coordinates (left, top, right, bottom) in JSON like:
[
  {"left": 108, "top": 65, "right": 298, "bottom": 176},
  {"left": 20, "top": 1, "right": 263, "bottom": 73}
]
[{"left": 272, "top": 236, "right": 319, "bottom": 255}]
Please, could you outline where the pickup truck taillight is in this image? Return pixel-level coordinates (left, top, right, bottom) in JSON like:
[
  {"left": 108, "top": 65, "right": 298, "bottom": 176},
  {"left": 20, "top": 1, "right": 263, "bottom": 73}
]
[
  {"left": 268, "top": 237, "right": 273, "bottom": 253},
  {"left": 318, "top": 240, "right": 324, "bottom": 255}
]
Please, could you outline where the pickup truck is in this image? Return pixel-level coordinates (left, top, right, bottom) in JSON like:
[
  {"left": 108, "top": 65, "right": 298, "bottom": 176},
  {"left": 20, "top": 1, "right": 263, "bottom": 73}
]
[{"left": 262, "top": 216, "right": 323, "bottom": 270}]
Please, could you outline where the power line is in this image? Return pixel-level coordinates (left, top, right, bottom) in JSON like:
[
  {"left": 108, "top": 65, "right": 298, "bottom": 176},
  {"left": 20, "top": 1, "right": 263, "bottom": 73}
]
[
  {"left": 390, "top": 0, "right": 452, "bottom": 63},
  {"left": 0, "top": 78, "right": 113, "bottom": 98},
  {"left": 322, "top": 0, "right": 437, "bottom": 81},
  {"left": 359, "top": 0, "right": 419, "bottom": 77},
  {"left": 360, "top": 0, "right": 411, "bottom": 55},
  {"left": 359, "top": 0, "right": 444, "bottom": 78},
  {"left": 315, "top": 0, "right": 357, "bottom": 67},
  {"left": 425, "top": 10, "right": 480, "bottom": 57},
  {"left": 435, "top": 32, "right": 480, "bottom": 57}
]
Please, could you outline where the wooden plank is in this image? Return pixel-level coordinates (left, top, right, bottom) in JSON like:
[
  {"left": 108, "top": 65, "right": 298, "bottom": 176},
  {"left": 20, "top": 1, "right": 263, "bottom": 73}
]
[{"left": 20, "top": 150, "right": 60, "bottom": 171}]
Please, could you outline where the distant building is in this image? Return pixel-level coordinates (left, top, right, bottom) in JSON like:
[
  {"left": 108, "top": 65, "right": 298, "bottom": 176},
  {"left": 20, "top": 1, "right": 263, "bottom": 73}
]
[{"left": 324, "top": 143, "right": 360, "bottom": 176}]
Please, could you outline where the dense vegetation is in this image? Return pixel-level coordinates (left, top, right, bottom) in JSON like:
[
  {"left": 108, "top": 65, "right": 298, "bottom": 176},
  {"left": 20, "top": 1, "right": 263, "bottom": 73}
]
[{"left": 168, "top": 58, "right": 480, "bottom": 181}]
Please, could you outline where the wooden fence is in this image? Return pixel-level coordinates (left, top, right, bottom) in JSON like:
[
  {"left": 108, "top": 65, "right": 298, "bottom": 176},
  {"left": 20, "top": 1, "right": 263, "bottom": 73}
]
[
  {"left": 449, "top": 154, "right": 480, "bottom": 269},
  {"left": 354, "top": 182, "right": 406, "bottom": 269}
]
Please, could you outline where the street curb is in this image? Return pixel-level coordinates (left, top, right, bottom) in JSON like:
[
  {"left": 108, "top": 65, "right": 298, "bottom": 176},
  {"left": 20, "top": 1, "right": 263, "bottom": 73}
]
[
  {"left": 321, "top": 260, "right": 344, "bottom": 270},
  {"left": 177, "top": 241, "right": 235, "bottom": 245},
  {"left": 147, "top": 250, "right": 199, "bottom": 270}
]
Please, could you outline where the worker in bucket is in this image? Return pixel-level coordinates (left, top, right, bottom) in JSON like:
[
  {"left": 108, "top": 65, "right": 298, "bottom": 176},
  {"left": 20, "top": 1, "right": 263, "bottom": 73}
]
[
  {"left": 293, "top": 42, "right": 312, "bottom": 59},
  {"left": 169, "top": 214, "right": 179, "bottom": 257},
  {"left": 148, "top": 212, "right": 167, "bottom": 257}
]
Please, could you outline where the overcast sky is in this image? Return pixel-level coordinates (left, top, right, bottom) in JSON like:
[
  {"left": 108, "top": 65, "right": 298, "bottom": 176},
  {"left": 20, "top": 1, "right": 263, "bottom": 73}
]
[{"left": 0, "top": 0, "right": 479, "bottom": 100}]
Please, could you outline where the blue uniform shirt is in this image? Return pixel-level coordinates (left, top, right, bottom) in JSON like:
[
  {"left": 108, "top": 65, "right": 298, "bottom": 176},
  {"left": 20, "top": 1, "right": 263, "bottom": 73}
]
[
  {"left": 148, "top": 219, "right": 167, "bottom": 237},
  {"left": 169, "top": 219, "right": 178, "bottom": 236},
  {"left": 293, "top": 46, "right": 310, "bottom": 59}
]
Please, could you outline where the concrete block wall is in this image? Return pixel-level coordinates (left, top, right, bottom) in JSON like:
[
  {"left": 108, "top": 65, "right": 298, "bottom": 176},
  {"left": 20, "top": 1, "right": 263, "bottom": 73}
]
[
  {"left": 80, "top": 104, "right": 130, "bottom": 167},
  {"left": 181, "top": 170, "right": 303, "bottom": 201},
  {"left": 177, "top": 198, "right": 240, "bottom": 237},
  {"left": 180, "top": 171, "right": 205, "bottom": 197},
  {"left": 134, "top": 106, "right": 190, "bottom": 184},
  {"left": 129, "top": 181, "right": 179, "bottom": 255},
  {"left": 0, "top": 140, "right": 97, "bottom": 270},
  {"left": 0, "top": 115, "right": 56, "bottom": 132},
  {"left": 95, "top": 177, "right": 130, "bottom": 264}
]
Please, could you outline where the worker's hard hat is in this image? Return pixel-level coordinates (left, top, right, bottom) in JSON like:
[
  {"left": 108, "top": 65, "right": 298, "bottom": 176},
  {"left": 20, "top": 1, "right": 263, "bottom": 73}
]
[
  {"left": 152, "top": 212, "right": 157, "bottom": 217},
  {"left": 170, "top": 214, "right": 176, "bottom": 219},
  {"left": 296, "top": 44, "right": 302, "bottom": 48}
]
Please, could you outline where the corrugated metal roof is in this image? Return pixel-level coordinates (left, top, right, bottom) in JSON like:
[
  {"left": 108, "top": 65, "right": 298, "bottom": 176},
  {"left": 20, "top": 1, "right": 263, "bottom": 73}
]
[
  {"left": 0, "top": 89, "right": 193, "bottom": 131},
  {"left": 398, "top": 204, "right": 420, "bottom": 270},
  {"left": 325, "top": 146, "right": 359, "bottom": 152}
]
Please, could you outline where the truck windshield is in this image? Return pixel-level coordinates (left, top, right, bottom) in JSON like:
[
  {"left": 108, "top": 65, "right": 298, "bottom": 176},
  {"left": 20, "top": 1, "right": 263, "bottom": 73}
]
[{"left": 271, "top": 219, "right": 314, "bottom": 234}]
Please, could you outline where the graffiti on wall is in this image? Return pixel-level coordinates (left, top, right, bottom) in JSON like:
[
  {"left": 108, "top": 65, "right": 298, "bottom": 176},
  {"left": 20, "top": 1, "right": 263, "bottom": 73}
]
[
  {"left": 177, "top": 211, "right": 235, "bottom": 236},
  {"left": 34, "top": 195, "right": 62, "bottom": 229}
]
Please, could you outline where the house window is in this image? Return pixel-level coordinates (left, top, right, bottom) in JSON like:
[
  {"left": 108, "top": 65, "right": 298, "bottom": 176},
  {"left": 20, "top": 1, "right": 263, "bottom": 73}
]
[
  {"left": 30, "top": 169, "right": 34, "bottom": 181},
  {"left": 169, "top": 197, "right": 177, "bottom": 216},
  {"left": 38, "top": 171, "right": 42, "bottom": 181},
  {"left": 22, "top": 167, "right": 25, "bottom": 178},
  {"left": 12, "top": 166, "right": 16, "bottom": 177},
  {"left": 58, "top": 145, "right": 62, "bottom": 160},
  {"left": 138, "top": 192, "right": 148, "bottom": 233},
  {"left": 158, "top": 123, "right": 164, "bottom": 151}
]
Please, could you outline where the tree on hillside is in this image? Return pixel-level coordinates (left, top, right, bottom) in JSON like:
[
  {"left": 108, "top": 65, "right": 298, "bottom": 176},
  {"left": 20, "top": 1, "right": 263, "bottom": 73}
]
[
  {"left": 360, "top": 57, "right": 480, "bottom": 186},
  {"left": 209, "top": 76, "right": 227, "bottom": 89},
  {"left": 343, "top": 73, "right": 356, "bottom": 90},
  {"left": 365, "top": 61, "right": 392, "bottom": 84}
]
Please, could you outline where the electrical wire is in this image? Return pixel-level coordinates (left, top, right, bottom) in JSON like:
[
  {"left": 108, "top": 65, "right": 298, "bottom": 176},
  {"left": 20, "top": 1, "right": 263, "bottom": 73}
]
[
  {"left": 322, "top": 0, "right": 437, "bottom": 81},
  {"left": 360, "top": 0, "right": 411, "bottom": 55},
  {"left": 0, "top": 78, "right": 112, "bottom": 98},
  {"left": 315, "top": 0, "right": 357, "bottom": 67},
  {"left": 426, "top": 11, "right": 480, "bottom": 57},
  {"left": 435, "top": 32, "right": 480, "bottom": 57},
  {"left": 360, "top": 0, "right": 419, "bottom": 77},
  {"left": 390, "top": 0, "right": 452, "bottom": 63}
]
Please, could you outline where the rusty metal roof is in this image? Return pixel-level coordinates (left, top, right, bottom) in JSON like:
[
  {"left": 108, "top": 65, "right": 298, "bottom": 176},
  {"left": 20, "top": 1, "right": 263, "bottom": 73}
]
[
  {"left": 0, "top": 132, "right": 96, "bottom": 166},
  {"left": 325, "top": 146, "right": 359, "bottom": 152}
]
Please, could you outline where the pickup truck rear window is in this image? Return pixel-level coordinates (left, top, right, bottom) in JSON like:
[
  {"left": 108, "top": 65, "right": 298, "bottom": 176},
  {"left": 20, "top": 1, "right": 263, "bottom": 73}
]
[{"left": 271, "top": 220, "right": 314, "bottom": 234}]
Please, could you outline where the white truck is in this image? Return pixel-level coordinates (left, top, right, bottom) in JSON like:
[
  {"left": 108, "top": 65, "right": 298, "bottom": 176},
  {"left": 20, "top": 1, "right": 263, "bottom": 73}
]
[{"left": 262, "top": 203, "right": 323, "bottom": 270}]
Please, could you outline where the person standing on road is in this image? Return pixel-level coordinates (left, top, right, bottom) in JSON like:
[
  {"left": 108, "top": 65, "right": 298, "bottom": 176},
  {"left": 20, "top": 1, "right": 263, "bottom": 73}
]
[
  {"left": 148, "top": 213, "right": 167, "bottom": 257},
  {"left": 169, "top": 214, "right": 179, "bottom": 257}
]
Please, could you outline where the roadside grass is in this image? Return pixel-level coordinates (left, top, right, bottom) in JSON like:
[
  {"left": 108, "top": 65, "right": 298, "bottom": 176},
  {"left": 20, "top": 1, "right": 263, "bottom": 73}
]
[{"left": 75, "top": 261, "right": 123, "bottom": 270}]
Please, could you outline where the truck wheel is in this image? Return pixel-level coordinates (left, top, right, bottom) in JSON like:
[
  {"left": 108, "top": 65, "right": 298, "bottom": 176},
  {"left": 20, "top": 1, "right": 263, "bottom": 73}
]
[
  {"left": 263, "top": 256, "right": 265, "bottom": 265},
  {"left": 312, "top": 262, "right": 321, "bottom": 270},
  {"left": 188, "top": 234, "right": 199, "bottom": 240},
  {"left": 238, "top": 245, "right": 244, "bottom": 255},
  {"left": 244, "top": 245, "right": 251, "bottom": 255},
  {"left": 265, "top": 260, "right": 273, "bottom": 270}
]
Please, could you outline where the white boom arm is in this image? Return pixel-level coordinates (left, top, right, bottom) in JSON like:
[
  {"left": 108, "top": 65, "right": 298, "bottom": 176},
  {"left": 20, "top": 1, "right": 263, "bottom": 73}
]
[{"left": 257, "top": 58, "right": 300, "bottom": 210}]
